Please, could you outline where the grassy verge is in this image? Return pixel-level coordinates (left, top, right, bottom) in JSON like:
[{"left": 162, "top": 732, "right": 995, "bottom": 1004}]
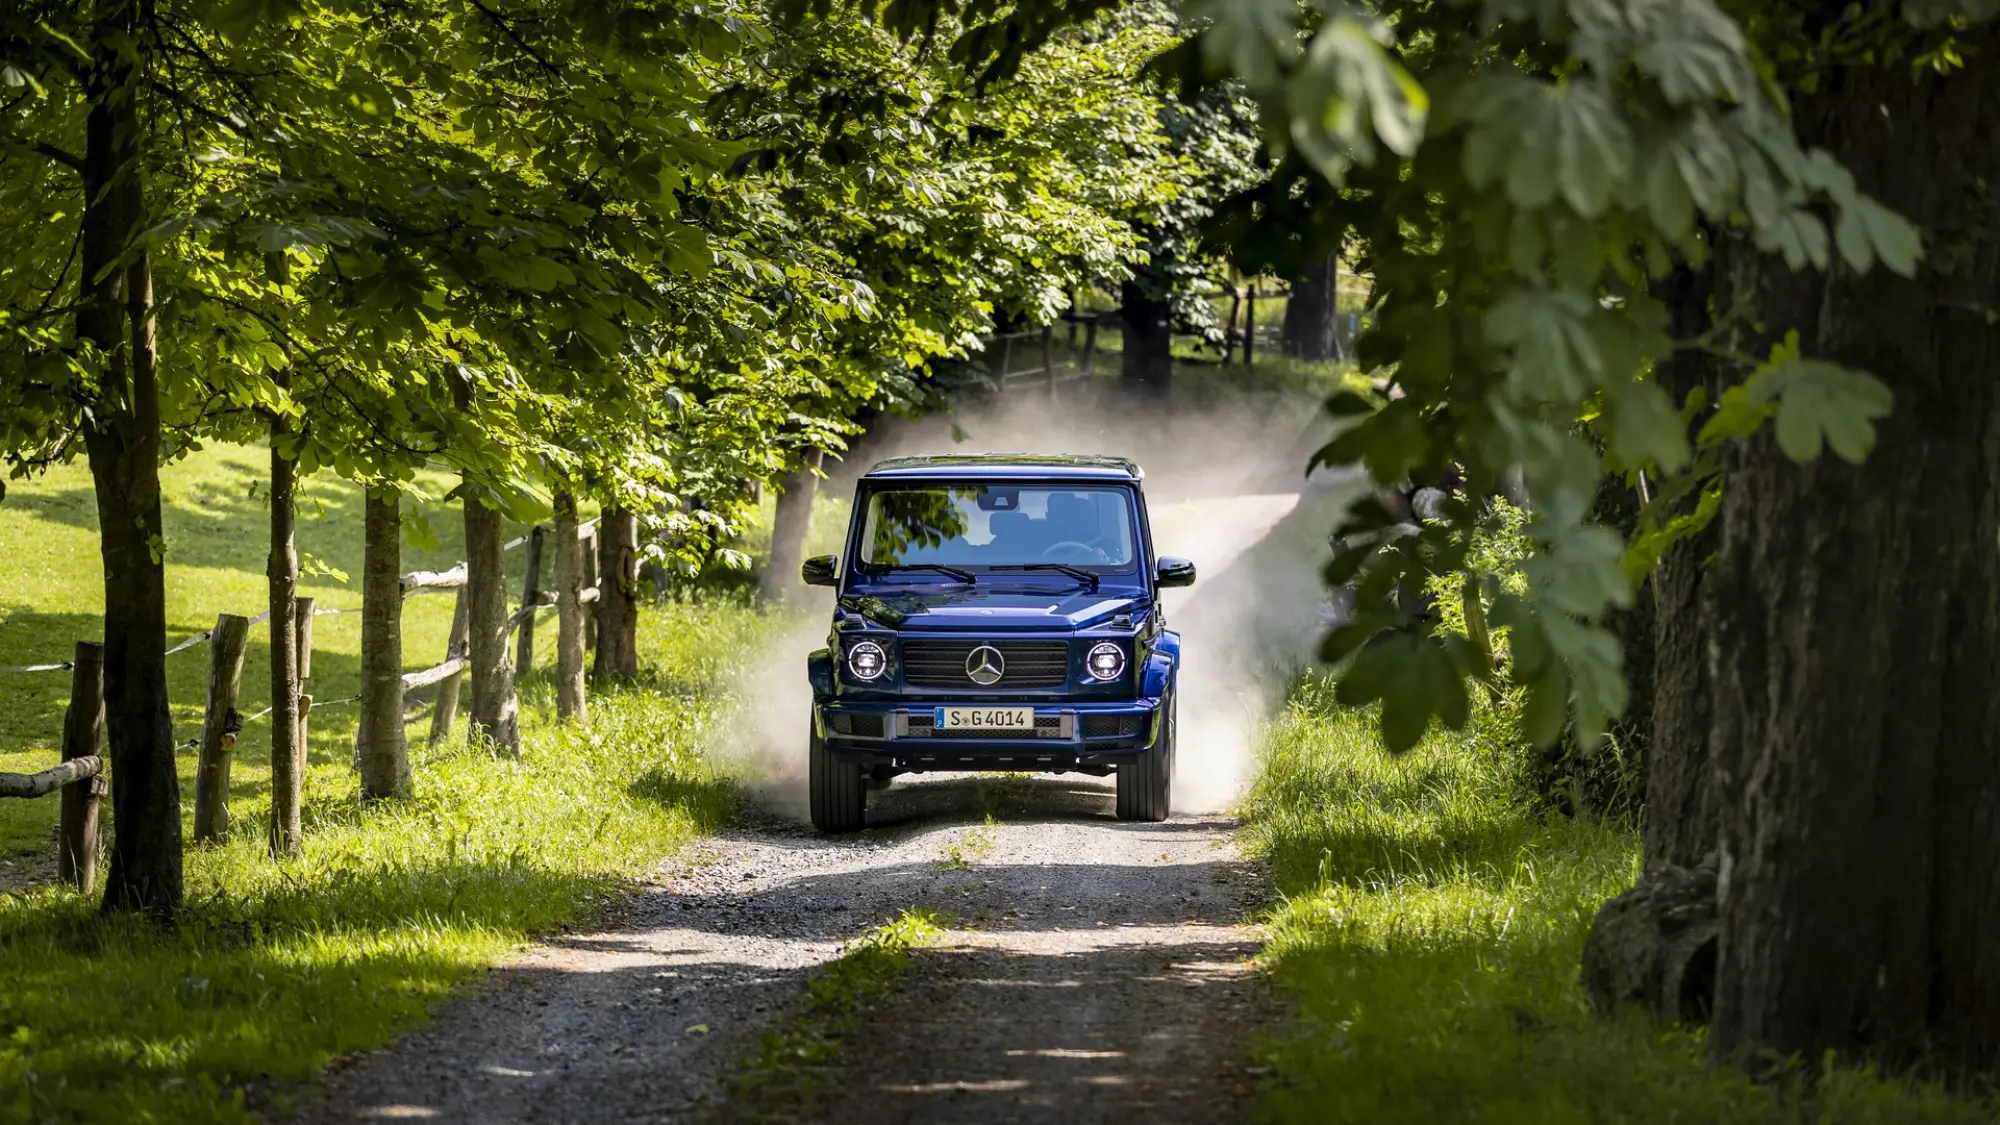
[
  {"left": 713, "top": 909, "right": 943, "bottom": 1122},
  {"left": 1, "top": 600, "right": 784, "bottom": 1123},
  {"left": 0, "top": 443, "right": 795, "bottom": 1122},
  {"left": 1243, "top": 674, "right": 1997, "bottom": 1124}
]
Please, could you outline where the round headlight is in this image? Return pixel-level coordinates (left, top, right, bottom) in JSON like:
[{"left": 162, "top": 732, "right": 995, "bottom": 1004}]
[
  {"left": 847, "top": 640, "right": 888, "bottom": 681},
  {"left": 1086, "top": 642, "right": 1125, "bottom": 681}
]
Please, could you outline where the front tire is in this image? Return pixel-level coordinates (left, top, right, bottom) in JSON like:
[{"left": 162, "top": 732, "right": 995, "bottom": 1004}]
[
  {"left": 809, "top": 715, "right": 866, "bottom": 833},
  {"left": 1115, "top": 697, "right": 1174, "bottom": 822}
]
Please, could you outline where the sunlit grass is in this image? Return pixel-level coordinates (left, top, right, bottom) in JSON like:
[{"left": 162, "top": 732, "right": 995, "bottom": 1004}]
[
  {"left": 1243, "top": 674, "right": 1998, "bottom": 1125},
  {"left": 0, "top": 444, "right": 794, "bottom": 1122},
  {"left": 0, "top": 599, "right": 783, "bottom": 1123}
]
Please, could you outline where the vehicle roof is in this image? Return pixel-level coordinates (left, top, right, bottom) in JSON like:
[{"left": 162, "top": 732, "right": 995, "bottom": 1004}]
[{"left": 861, "top": 453, "right": 1143, "bottom": 482}]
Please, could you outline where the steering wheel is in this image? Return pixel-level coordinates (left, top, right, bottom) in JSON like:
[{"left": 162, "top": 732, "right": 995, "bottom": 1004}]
[{"left": 1041, "top": 540, "right": 1108, "bottom": 563}]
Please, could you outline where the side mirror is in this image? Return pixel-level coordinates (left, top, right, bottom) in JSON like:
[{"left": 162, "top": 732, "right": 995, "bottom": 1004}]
[
  {"left": 1155, "top": 556, "right": 1196, "bottom": 588},
  {"left": 801, "top": 555, "right": 839, "bottom": 587}
]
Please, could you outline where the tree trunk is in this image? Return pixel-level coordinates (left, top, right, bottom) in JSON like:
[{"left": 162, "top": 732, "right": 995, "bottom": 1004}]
[
  {"left": 463, "top": 488, "right": 520, "bottom": 754},
  {"left": 1281, "top": 253, "right": 1344, "bottom": 362},
  {"left": 356, "top": 489, "right": 409, "bottom": 798},
  {"left": 763, "top": 453, "right": 821, "bottom": 602},
  {"left": 1641, "top": 261, "right": 1723, "bottom": 872},
  {"left": 593, "top": 505, "right": 641, "bottom": 683},
  {"left": 267, "top": 402, "right": 303, "bottom": 858},
  {"left": 1118, "top": 278, "right": 1173, "bottom": 399},
  {"left": 553, "top": 492, "right": 587, "bottom": 722},
  {"left": 81, "top": 4, "right": 180, "bottom": 915},
  {"left": 1700, "top": 35, "right": 2000, "bottom": 1066}
]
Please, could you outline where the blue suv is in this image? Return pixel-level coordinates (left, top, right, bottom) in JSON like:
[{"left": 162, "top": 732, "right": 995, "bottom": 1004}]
[{"left": 801, "top": 454, "right": 1195, "bottom": 832}]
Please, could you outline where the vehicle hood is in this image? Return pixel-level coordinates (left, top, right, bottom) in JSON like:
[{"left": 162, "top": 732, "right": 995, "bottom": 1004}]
[{"left": 840, "top": 588, "right": 1148, "bottom": 632}]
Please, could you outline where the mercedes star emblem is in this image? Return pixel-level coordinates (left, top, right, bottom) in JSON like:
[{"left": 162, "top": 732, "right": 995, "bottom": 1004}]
[{"left": 965, "top": 645, "right": 1006, "bottom": 686}]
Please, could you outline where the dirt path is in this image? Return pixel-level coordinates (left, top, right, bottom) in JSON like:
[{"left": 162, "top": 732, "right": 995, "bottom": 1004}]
[{"left": 294, "top": 775, "right": 1269, "bottom": 1124}]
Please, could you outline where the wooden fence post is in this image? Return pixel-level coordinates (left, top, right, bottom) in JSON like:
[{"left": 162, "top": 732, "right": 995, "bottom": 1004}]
[
  {"left": 1042, "top": 323, "right": 1057, "bottom": 399},
  {"left": 581, "top": 525, "right": 600, "bottom": 653},
  {"left": 1224, "top": 288, "right": 1243, "bottom": 364},
  {"left": 1245, "top": 286, "right": 1257, "bottom": 367},
  {"left": 58, "top": 641, "right": 105, "bottom": 893},
  {"left": 192, "top": 613, "right": 251, "bottom": 844},
  {"left": 516, "top": 524, "right": 545, "bottom": 674},
  {"left": 429, "top": 589, "right": 471, "bottom": 745},
  {"left": 295, "top": 595, "right": 314, "bottom": 758},
  {"left": 554, "top": 494, "right": 588, "bottom": 722}
]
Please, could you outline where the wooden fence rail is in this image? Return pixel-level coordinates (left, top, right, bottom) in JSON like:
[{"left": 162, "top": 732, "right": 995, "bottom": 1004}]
[
  {"left": 393, "top": 520, "right": 600, "bottom": 744},
  {"left": 0, "top": 756, "right": 103, "bottom": 799},
  {"left": 3, "top": 512, "right": 606, "bottom": 890},
  {"left": 0, "top": 643, "right": 107, "bottom": 893}
]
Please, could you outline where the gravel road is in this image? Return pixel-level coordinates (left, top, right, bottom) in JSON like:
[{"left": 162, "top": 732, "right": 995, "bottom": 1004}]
[
  {"left": 291, "top": 475, "right": 1349, "bottom": 1124},
  {"left": 294, "top": 774, "right": 1270, "bottom": 1124}
]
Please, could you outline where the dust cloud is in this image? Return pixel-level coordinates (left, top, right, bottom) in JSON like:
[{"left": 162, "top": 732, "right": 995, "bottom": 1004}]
[{"left": 715, "top": 387, "right": 1362, "bottom": 818}]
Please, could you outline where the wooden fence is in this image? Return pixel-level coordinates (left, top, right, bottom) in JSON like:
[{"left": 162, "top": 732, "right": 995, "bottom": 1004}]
[
  {"left": 0, "top": 516, "right": 600, "bottom": 890},
  {"left": 0, "top": 644, "right": 107, "bottom": 891}
]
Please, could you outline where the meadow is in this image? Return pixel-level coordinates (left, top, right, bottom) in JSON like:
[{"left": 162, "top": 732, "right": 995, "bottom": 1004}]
[{"left": 0, "top": 446, "right": 785, "bottom": 1122}]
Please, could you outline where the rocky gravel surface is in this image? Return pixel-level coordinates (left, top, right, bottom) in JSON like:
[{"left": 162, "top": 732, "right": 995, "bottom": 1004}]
[{"left": 294, "top": 772, "right": 1270, "bottom": 1124}]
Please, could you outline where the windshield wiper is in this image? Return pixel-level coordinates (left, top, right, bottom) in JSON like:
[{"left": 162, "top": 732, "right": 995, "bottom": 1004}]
[
  {"left": 989, "top": 563, "right": 1099, "bottom": 591},
  {"left": 877, "top": 563, "right": 976, "bottom": 583}
]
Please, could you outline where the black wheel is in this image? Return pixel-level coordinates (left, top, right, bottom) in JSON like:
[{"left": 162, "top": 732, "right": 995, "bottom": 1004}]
[
  {"left": 809, "top": 716, "right": 866, "bottom": 833},
  {"left": 1115, "top": 695, "right": 1174, "bottom": 822}
]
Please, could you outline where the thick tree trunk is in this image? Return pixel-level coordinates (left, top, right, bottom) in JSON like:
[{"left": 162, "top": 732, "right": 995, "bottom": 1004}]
[
  {"left": 1641, "top": 262, "right": 1722, "bottom": 871},
  {"left": 463, "top": 488, "right": 519, "bottom": 754},
  {"left": 763, "top": 453, "right": 821, "bottom": 601},
  {"left": 267, "top": 407, "right": 303, "bottom": 857},
  {"left": 1281, "top": 253, "right": 1345, "bottom": 362},
  {"left": 553, "top": 492, "right": 587, "bottom": 722},
  {"left": 1118, "top": 278, "right": 1173, "bottom": 399},
  {"left": 81, "top": 5, "right": 180, "bottom": 915},
  {"left": 593, "top": 505, "right": 641, "bottom": 683},
  {"left": 355, "top": 489, "right": 409, "bottom": 798},
  {"left": 1701, "top": 36, "right": 2000, "bottom": 1066}
]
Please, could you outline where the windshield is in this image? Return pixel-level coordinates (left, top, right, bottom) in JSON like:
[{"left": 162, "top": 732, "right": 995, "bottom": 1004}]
[{"left": 856, "top": 484, "right": 1138, "bottom": 573}]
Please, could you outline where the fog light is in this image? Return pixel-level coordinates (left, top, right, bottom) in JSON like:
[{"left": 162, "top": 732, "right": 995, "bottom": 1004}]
[
  {"left": 847, "top": 640, "right": 887, "bottom": 681},
  {"left": 1086, "top": 642, "right": 1125, "bottom": 681}
]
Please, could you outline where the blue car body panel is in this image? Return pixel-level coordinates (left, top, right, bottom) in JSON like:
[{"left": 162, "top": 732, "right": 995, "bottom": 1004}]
[{"left": 809, "top": 454, "right": 1181, "bottom": 774}]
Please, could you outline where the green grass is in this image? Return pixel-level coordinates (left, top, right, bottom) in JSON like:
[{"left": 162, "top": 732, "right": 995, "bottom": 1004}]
[
  {"left": 1243, "top": 675, "right": 1999, "bottom": 1124},
  {"left": 713, "top": 909, "right": 943, "bottom": 1122},
  {"left": 0, "top": 444, "right": 535, "bottom": 861},
  {"left": 0, "top": 444, "right": 794, "bottom": 1123}
]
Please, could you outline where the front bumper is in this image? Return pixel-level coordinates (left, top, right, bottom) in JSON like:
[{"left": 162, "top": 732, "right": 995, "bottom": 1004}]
[{"left": 817, "top": 699, "right": 1162, "bottom": 772}]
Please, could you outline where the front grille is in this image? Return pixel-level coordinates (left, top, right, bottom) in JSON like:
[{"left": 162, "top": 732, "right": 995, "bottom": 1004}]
[
  {"left": 1082, "top": 714, "right": 1143, "bottom": 738},
  {"left": 830, "top": 714, "right": 885, "bottom": 738},
  {"left": 906, "top": 713, "right": 1063, "bottom": 740},
  {"left": 902, "top": 641, "right": 1070, "bottom": 688}
]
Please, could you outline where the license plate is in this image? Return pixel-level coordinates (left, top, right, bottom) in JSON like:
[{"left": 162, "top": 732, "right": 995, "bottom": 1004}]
[{"left": 935, "top": 706, "right": 1035, "bottom": 731}]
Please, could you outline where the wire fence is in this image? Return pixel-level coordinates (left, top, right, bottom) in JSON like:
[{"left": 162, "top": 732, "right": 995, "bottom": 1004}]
[{"left": 0, "top": 516, "right": 595, "bottom": 677}]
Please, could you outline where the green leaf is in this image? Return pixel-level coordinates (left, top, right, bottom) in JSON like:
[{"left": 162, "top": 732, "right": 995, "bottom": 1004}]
[
  {"left": 1755, "top": 209, "right": 1830, "bottom": 271},
  {"left": 1629, "top": 0, "right": 1752, "bottom": 105},
  {"left": 1285, "top": 13, "right": 1429, "bottom": 183},
  {"left": 1335, "top": 633, "right": 1468, "bottom": 752},
  {"left": 1522, "top": 525, "right": 1632, "bottom": 618},
  {"left": 1460, "top": 77, "right": 1632, "bottom": 217},
  {"left": 1603, "top": 378, "right": 1691, "bottom": 472},
  {"left": 1836, "top": 195, "right": 1921, "bottom": 278},
  {"left": 1485, "top": 288, "right": 1602, "bottom": 402},
  {"left": 1748, "top": 357, "right": 1895, "bottom": 463},
  {"left": 1188, "top": 0, "right": 1299, "bottom": 88}
]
